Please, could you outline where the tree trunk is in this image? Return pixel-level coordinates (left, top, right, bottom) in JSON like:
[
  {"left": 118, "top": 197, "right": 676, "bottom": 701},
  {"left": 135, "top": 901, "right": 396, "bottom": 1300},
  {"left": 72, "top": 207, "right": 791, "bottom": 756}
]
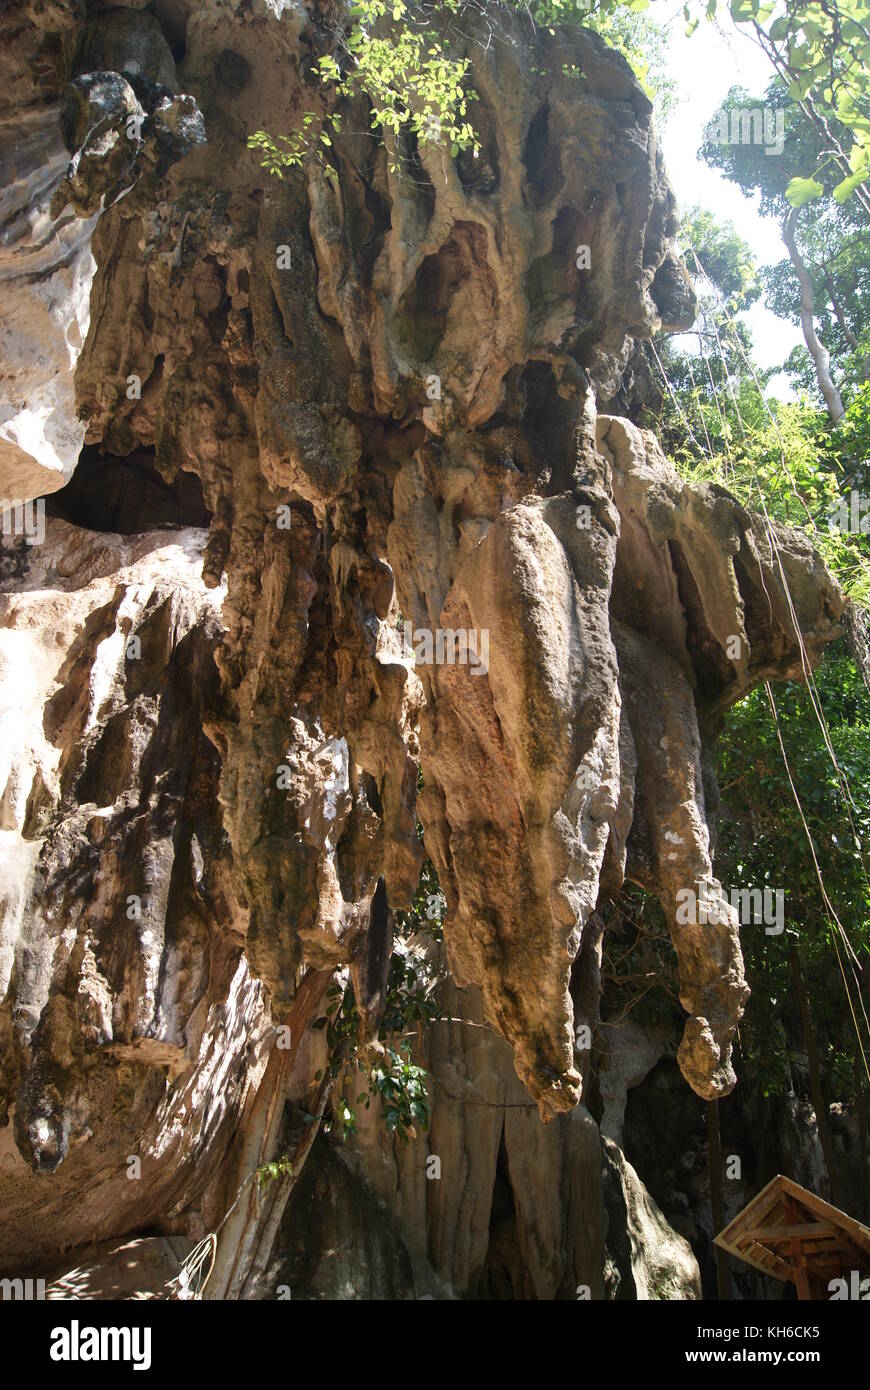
[
  {"left": 855, "top": 1051, "right": 869, "bottom": 1222},
  {"left": 782, "top": 212, "right": 845, "bottom": 423},
  {"left": 205, "top": 967, "right": 332, "bottom": 1299},
  {"left": 707, "top": 1099, "right": 732, "bottom": 1300},
  {"left": 237, "top": 1073, "right": 333, "bottom": 1299},
  {"left": 788, "top": 942, "right": 843, "bottom": 1207}
]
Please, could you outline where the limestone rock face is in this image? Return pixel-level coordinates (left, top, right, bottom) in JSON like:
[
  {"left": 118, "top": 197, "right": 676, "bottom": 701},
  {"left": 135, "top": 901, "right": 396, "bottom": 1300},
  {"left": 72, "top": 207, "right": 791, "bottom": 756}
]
[
  {"left": 0, "top": 0, "right": 844, "bottom": 1296},
  {"left": 0, "top": 518, "right": 271, "bottom": 1266},
  {"left": 0, "top": 90, "right": 97, "bottom": 496},
  {"left": 602, "top": 1137, "right": 702, "bottom": 1300}
]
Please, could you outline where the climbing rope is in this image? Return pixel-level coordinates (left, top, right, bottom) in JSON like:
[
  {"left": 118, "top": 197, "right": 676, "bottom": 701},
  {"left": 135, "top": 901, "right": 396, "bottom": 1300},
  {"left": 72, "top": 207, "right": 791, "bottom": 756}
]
[{"left": 167, "top": 1234, "right": 217, "bottom": 1301}]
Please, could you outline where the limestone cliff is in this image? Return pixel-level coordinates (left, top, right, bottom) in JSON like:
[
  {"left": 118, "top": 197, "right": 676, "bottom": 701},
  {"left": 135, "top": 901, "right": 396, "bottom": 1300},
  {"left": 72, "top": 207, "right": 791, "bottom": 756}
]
[{"left": 0, "top": 0, "right": 843, "bottom": 1299}]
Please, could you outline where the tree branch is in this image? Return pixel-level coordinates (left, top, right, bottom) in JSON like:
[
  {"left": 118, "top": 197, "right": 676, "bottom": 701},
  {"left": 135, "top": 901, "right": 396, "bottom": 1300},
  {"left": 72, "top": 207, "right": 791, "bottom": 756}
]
[{"left": 781, "top": 210, "right": 845, "bottom": 422}]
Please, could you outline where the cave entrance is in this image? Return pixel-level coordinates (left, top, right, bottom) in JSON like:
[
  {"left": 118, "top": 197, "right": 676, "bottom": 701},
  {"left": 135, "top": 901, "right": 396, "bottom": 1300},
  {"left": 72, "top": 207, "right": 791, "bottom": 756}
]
[
  {"left": 477, "top": 1130, "right": 533, "bottom": 1299},
  {"left": 45, "top": 445, "right": 211, "bottom": 534}
]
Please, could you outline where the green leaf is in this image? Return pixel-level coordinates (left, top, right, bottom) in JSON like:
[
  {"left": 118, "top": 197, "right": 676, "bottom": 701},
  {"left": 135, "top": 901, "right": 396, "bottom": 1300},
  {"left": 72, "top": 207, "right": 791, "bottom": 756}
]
[
  {"left": 785, "top": 175, "right": 824, "bottom": 207},
  {"left": 833, "top": 170, "right": 869, "bottom": 203},
  {"left": 849, "top": 141, "right": 870, "bottom": 172}
]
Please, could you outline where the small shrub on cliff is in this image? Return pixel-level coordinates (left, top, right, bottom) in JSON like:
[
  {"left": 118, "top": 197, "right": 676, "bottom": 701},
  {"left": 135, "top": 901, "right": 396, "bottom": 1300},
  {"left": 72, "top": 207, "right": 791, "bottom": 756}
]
[{"left": 247, "top": 0, "right": 667, "bottom": 183}]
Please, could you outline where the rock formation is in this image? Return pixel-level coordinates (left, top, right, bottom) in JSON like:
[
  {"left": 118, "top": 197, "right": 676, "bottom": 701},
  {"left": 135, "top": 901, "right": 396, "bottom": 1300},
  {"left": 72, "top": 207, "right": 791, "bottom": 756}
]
[{"left": 0, "top": 0, "right": 843, "bottom": 1298}]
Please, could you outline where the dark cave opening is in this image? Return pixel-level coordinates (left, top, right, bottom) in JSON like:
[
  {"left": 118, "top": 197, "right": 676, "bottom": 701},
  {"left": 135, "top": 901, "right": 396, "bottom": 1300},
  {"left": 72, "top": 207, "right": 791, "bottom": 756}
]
[
  {"left": 522, "top": 103, "right": 564, "bottom": 207},
  {"left": 517, "top": 359, "right": 578, "bottom": 491},
  {"left": 46, "top": 446, "right": 212, "bottom": 535},
  {"left": 361, "top": 770, "right": 384, "bottom": 816},
  {"left": 394, "top": 229, "right": 473, "bottom": 361},
  {"left": 478, "top": 1130, "right": 529, "bottom": 1299}
]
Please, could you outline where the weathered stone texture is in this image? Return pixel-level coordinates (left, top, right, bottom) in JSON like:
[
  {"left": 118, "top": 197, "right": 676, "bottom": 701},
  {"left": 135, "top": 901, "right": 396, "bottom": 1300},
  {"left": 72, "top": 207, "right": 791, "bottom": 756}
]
[{"left": 0, "top": 0, "right": 842, "bottom": 1296}]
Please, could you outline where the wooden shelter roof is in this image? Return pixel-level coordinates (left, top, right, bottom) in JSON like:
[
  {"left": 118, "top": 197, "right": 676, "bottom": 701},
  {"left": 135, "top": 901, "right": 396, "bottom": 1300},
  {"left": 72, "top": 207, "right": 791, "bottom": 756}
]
[{"left": 714, "top": 1174, "right": 870, "bottom": 1287}]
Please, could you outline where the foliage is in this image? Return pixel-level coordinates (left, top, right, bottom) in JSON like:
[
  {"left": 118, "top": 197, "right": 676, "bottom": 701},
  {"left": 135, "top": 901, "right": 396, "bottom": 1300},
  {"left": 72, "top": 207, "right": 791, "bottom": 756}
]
[
  {"left": 394, "top": 854, "right": 446, "bottom": 944},
  {"left": 312, "top": 859, "right": 445, "bottom": 1142},
  {"left": 680, "top": 206, "right": 762, "bottom": 315},
  {"left": 369, "top": 1045, "right": 432, "bottom": 1136},
  {"left": 600, "top": 885, "right": 684, "bottom": 1035},
  {"left": 638, "top": 197, "right": 870, "bottom": 602},
  {"left": 649, "top": 206, "right": 767, "bottom": 463},
  {"left": 248, "top": 0, "right": 672, "bottom": 181},
  {"left": 716, "top": 652, "right": 870, "bottom": 1100},
  {"left": 700, "top": 78, "right": 870, "bottom": 403},
  {"left": 249, "top": 0, "right": 479, "bottom": 180},
  {"left": 685, "top": 0, "right": 870, "bottom": 212},
  {"left": 256, "top": 1153, "right": 294, "bottom": 1190}
]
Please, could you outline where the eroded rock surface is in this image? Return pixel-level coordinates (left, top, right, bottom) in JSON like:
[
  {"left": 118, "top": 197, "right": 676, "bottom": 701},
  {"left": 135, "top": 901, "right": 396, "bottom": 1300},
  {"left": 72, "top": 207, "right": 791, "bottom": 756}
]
[
  {"left": 0, "top": 0, "right": 844, "bottom": 1295},
  {"left": 0, "top": 518, "right": 271, "bottom": 1266}
]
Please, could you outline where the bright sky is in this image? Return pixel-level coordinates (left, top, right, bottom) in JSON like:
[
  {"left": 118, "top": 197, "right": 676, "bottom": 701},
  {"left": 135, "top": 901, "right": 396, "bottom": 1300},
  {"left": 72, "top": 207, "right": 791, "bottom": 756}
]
[{"left": 655, "top": 4, "right": 803, "bottom": 392}]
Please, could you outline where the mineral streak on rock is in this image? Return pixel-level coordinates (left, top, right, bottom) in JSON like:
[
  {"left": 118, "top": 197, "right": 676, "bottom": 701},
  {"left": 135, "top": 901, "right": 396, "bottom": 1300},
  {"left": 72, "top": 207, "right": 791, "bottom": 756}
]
[{"left": 0, "top": 0, "right": 843, "bottom": 1279}]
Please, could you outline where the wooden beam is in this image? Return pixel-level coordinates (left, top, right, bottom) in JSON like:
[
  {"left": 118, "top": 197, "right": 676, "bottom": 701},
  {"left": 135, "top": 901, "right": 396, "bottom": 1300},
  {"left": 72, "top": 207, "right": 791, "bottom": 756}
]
[
  {"left": 783, "top": 1195, "right": 813, "bottom": 1301},
  {"left": 743, "top": 1221, "right": 838, "bottom": 1243},
  {"left": 715, "top": 1173, "right": 870, "bottom": 1288},
  {"left": 779, "top": 1176, "right": 870, "bottom": 1253}
]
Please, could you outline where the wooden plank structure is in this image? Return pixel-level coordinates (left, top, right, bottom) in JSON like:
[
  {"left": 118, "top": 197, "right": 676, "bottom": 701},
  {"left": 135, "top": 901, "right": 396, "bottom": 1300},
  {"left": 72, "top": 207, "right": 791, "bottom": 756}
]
[{"left": 714, "top": 1174, "right": 870, "bottom": 1299}]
